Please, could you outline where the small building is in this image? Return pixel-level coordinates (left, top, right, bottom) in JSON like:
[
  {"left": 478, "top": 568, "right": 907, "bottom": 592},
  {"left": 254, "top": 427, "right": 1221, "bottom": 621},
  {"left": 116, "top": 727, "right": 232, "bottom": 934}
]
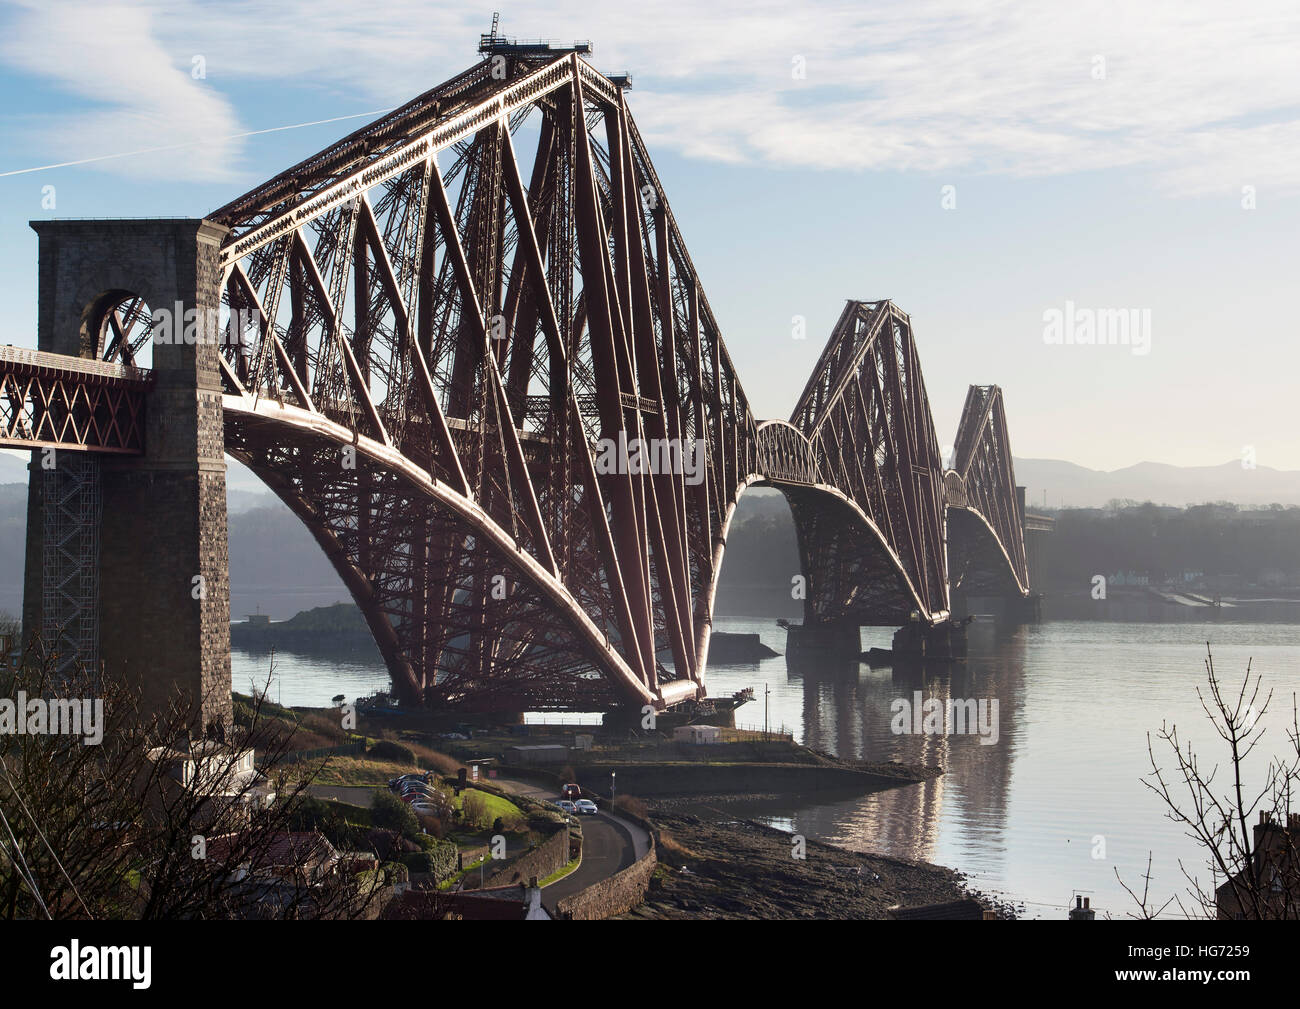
[
  {"left": 1216, "top": 811, "right": 1300, "bottom": 920},
  {"left": 144, "top": 739, "right": 277, "bottom": 827},
  {"left": 206, "top": 829, "right": 341, "bottom": 885},
  {"left": 673, "top": 724, "right": 721, "bottom": 745},
  {"left": 504, "top": 743, "right": 571, "bottom": 765}
]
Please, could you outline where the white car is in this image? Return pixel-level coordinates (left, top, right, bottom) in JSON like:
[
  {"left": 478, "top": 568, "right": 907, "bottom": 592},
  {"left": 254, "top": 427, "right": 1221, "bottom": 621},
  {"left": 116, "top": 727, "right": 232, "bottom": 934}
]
[
  {"left": 556, "top": 800, "right": 578, "bottom": 814},
  {"left": 574, "top": 799, "right": 598, "bottom": 815}
]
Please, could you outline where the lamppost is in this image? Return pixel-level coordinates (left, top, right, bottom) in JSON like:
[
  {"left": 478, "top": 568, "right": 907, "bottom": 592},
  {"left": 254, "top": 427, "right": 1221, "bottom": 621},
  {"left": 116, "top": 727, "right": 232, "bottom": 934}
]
[{"left": 610, "top": 770, "right": 616, "bottom": 804}]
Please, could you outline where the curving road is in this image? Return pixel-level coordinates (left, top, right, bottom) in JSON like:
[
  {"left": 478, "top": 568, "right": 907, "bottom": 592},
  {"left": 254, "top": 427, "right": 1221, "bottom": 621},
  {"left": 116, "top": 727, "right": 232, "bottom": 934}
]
[
  {"left": 493, "top": 776, "right": 649, "bottom": 912},
  {"left": 308, "top": 776, "right": 650, "bottom": 912}
]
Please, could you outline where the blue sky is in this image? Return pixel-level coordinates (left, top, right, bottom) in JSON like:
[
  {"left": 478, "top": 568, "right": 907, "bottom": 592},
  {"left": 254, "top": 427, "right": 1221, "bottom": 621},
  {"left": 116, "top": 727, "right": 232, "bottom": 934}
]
[{"left": 2, "top": 0, "right": 1298, "bottom": 471}]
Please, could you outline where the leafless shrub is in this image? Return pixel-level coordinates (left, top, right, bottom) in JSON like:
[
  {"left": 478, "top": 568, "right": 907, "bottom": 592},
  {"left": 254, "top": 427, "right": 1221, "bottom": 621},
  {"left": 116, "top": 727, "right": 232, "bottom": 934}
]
[
  {"left": 0, "top": 640, "right": 386, "bottom": 919},
  {"left": 1120, "top": 644, "right": 1300, "bottom": 919}
]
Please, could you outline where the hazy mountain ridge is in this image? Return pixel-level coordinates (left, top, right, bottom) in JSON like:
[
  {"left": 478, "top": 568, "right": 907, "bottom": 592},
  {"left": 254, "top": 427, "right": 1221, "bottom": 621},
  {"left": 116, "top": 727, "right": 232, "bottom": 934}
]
[
  {"left": 6, "top": 452, "right": 1298, "bottom": 510},
  {"left": 1014, "top": 457, "right": 1300, "bottom": 509},
  {"left": 1, "top": 454, "right": 1297, "bottom": 620}
]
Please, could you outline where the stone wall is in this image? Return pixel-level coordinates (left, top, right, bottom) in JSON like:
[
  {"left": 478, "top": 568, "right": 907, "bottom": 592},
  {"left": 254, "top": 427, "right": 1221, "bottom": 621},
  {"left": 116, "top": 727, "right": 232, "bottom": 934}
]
[
  {"left": 555, "top": 844, "right": 657, "bottom": 920},
  {"left": 479, "top": 823, "right": 570, "bottom": 889}
]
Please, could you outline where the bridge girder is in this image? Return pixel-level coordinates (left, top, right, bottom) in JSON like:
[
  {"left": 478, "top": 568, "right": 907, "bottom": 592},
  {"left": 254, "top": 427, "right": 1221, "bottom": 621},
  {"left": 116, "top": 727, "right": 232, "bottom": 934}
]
[
  {"left": 0, "top": 345, "right": 150, "bottom": 454},
  {"left": 945, "top": 384, "right": 1030, "bottom": 597},
  {"left": 784, "top": 300, "right": 951, "bottom": 624},
  {"left": 209, "top": 53, "right": 754, "bottom": 710},
  {"left": 7, "top": 56, "right": 1032, "bottom": 713}
]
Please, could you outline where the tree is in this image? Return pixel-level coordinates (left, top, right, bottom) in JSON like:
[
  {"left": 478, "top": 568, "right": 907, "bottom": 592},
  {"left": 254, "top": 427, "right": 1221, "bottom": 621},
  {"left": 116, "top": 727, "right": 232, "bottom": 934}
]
[
  {"left": 1120, "top": 644, "right": 1300, "bottom": 919},
  {"left": 0, "top": 642, "right": 386, "bottom": 919},
  {"left": 371, "top": 790, "right": 420, "bottom": 839},
  {"left": 461, "top": 790, "right": 488, "bottom": 830}
]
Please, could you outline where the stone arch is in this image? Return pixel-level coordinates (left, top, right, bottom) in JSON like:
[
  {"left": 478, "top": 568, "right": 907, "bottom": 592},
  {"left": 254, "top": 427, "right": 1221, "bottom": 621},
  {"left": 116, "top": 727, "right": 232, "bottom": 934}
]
[{"left": 78, "top": 287, "right": 158, "bottom": 367}]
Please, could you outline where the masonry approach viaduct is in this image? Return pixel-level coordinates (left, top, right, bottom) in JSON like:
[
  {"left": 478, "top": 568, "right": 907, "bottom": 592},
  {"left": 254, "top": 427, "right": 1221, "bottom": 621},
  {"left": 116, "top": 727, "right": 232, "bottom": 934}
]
[{"left": 4, "top": 51, "right": 1037, "bottom": 729}]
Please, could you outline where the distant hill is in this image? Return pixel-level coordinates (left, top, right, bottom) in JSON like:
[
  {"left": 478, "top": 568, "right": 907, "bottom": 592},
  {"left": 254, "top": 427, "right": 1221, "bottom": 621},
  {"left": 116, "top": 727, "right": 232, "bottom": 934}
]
[
  {"left": 7, "top": 448, "right": 1297, "bottom": 511},
  {"left": 2, "top": 451, "right": 1298, "bottom": 623},
  {"left": 0, "top": 451, "right": 271, "bottom": 512},
  {"left": 1013, "top": 458, "right": 1300, "bottom": 510},
  {"left": 230, "top": 602, "right": 379, "bottom": 655}
]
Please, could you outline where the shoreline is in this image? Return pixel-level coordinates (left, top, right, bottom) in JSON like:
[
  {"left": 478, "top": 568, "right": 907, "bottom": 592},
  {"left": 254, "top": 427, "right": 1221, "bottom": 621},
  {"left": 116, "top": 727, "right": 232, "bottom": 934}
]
[{"left": 624, "top": 808, "right": 1013, "bottom": 919}]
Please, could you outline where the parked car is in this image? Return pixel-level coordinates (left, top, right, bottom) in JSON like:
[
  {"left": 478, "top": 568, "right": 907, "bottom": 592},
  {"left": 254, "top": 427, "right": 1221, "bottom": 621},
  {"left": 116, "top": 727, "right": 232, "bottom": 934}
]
[
  {"left": 410, "top": 802, "right": 440, "bottom": 816},
  {"left": 561, "top": 783, "right": 581, "bottom": 801},
  {"left": 556, "top": 800, "right": 578, "bottom": 814},
  {"left": 574, "top": 799, "right": 598, "bottom": 815}
]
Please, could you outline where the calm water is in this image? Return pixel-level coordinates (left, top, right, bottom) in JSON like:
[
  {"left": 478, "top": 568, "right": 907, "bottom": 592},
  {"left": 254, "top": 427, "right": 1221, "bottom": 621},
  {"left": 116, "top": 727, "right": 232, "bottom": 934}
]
[
  {"left": 231, "top": 647, "right": 390, "bottom": 709},
  {"left": 237, "top": 618, "right": 1300, "bottom": 919}
]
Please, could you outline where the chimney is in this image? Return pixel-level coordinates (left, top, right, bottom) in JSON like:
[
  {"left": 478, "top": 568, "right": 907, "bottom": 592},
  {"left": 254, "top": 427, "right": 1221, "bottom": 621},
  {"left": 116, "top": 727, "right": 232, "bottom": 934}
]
[{"left": 1069, "top": 894, "right": 1095, "bottom": 921}]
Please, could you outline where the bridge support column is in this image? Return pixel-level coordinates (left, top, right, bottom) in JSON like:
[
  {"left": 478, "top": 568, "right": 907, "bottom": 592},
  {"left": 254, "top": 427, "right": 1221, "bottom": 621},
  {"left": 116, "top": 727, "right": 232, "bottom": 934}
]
[
  {"left": 784, "top": 620, "right": 862, "bottom": 661},
  {"left": 22, "top": 219, "right": 232, "bottom": 734},
  {"left": 891, "top": 619, "right": 968, "bottom": 662}
]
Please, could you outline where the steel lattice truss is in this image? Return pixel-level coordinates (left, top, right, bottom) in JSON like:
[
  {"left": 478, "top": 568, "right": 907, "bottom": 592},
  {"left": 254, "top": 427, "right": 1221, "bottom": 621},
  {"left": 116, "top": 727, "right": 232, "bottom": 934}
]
[
  {"left": 944, "top": 385, "right": 1029, "bottom": 596},
  {"left": 785, "top": 300, "right": 950, "bottom": 625},
  {"left": 8, "top": 54, "right": 1030, "bottom": 711},
  {"left": 210, "top": 53, "right": 761, "bottom": 711},
  {"left": 0, "top": 346, "right": 150, "bottom": 454},
  {"left": 41, "top": 453, "right": 102, "bottom": 678},
  {"left": 201, "top": 55, "right": 1033, "bottom": 710}
]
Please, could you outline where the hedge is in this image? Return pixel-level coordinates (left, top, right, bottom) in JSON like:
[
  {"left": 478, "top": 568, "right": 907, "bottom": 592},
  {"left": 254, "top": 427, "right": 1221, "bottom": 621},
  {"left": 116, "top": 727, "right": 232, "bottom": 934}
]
[{"left": 401, "top": 838, "right": 457, "bottom": 881}]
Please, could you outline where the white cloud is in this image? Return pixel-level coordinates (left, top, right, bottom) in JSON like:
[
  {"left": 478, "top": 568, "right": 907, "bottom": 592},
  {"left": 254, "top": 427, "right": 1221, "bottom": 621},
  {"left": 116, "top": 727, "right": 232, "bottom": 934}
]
[
  {"left": 0, "top": 0, "right": 247, "bottom": 181},
  {"left": 3, "top": 0, "right": 1300, "bottom": 194}
]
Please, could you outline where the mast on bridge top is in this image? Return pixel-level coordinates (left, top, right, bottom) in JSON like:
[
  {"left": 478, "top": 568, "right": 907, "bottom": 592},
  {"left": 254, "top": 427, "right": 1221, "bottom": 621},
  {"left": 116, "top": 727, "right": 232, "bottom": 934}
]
[{"left": 479, "top": 12, "right": 592, "bottom": 57}]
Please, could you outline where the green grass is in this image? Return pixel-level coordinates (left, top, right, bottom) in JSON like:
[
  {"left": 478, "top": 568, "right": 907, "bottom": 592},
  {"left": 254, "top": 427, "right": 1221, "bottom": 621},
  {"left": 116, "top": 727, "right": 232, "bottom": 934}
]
[
  {"left": 437, "top": 852, "right": 491, "bottom": 890},
  {"left": 539, "top": 857, "right": 580, "bottom": 887},
  {"left": 454, "top": 788, "right": 524, "bottom": 823}
]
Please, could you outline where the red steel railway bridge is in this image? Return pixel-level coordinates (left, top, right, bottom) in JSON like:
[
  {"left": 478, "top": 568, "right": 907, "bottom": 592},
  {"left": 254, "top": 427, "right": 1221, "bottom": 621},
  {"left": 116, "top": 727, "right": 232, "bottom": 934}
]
[{"left": 5, "top": 47, "right": 1036, "bottom": 728}]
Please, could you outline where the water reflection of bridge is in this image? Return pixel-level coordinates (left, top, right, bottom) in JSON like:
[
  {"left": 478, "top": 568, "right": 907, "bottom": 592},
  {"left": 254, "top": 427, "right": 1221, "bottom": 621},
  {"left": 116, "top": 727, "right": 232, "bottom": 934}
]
[{"left": 782, "top": 627, "right": 1027, "bottom": 872}]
